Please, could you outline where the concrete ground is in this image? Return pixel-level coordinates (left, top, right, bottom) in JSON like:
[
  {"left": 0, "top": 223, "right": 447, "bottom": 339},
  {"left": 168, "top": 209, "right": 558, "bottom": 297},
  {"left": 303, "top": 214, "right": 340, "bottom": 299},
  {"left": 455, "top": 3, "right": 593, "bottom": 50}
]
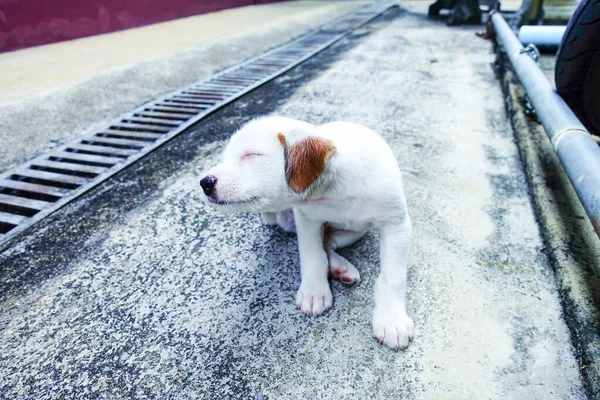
[
  {"left": 498, "top": 48, "right": 600, "bottom": 397},
  {"left": 0, "top": 3, "right": 592, "bottom": 400}
]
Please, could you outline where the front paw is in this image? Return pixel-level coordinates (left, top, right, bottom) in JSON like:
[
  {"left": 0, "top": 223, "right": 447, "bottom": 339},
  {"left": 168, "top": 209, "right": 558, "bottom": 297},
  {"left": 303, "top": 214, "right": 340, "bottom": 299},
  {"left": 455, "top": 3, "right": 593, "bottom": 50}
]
[
  {"left": 372, "top": 306, "right": 415, "bottom": 351},
  {"left": 296, "top": 280, "right": 333, "bottom": 317}
]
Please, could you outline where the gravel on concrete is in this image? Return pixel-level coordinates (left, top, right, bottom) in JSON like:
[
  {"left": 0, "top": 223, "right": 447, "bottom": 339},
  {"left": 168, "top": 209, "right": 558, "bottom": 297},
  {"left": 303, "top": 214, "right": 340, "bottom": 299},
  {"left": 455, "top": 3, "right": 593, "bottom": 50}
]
[{"left": 0, "top": 7, "right": 587, "bottom": 399}]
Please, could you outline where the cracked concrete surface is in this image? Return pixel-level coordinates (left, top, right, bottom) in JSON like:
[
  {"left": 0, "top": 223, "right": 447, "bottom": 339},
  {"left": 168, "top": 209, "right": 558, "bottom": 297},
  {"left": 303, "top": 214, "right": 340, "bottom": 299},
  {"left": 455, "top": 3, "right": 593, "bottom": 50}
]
[{"left": 0, "top": 6, "right": 588, "bottom": 400}]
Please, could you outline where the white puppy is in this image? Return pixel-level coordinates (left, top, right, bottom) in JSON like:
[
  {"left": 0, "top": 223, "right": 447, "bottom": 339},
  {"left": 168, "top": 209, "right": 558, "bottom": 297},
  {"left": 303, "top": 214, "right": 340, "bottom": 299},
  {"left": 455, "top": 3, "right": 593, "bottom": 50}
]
[{"left": 200, "top": 116, "right": 414, "bottom": 350}]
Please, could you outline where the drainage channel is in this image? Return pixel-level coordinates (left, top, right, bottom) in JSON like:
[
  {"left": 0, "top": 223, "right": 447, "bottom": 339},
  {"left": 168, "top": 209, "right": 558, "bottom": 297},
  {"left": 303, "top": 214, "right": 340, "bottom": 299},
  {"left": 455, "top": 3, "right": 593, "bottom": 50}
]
[{"left": 0, "top": 1, "right": 398, "bottom": 247}]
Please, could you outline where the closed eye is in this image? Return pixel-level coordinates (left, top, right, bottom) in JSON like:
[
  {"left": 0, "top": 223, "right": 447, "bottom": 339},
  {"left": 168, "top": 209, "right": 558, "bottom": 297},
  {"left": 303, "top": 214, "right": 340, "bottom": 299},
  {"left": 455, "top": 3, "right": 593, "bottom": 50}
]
[{"left": 242, "top": 152, "right": 262, "bottom": 160}]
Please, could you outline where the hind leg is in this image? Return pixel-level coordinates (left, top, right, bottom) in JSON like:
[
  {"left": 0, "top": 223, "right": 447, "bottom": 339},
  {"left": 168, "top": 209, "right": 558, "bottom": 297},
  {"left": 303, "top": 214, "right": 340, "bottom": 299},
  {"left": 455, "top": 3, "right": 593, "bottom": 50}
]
[
  {"left": 276, "top": 209, "right": 296, "bottom": 233},
  {"left": 277, "top": 208, "right": 296, "bottom": 233},
  {"left": 262, "top": 209, "right": 296, "bottom": 232},
  {"left": 324, "top": 228, "right": 367, "bottom": 284}
]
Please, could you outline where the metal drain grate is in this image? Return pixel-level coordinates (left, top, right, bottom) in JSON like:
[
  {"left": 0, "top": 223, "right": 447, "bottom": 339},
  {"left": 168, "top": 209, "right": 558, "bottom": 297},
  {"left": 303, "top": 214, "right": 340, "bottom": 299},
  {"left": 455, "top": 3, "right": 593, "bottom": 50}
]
[{"left": 0, "top": 1, "right": 398, "bottom": 246}]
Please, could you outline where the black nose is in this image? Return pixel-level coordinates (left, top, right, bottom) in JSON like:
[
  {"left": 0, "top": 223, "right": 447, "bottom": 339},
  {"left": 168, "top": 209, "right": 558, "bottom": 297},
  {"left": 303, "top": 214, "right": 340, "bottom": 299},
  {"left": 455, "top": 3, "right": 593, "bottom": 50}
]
[{"left": 200, "top": 175, "right": 217, "bottom": 196}]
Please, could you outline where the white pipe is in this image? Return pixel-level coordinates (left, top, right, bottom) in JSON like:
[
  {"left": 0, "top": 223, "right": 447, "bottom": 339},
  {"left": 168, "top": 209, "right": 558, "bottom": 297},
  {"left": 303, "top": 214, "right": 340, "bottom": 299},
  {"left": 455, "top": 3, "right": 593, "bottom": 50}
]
[{"left": 518, "top": 25, "right": 566, "bottom": 47}]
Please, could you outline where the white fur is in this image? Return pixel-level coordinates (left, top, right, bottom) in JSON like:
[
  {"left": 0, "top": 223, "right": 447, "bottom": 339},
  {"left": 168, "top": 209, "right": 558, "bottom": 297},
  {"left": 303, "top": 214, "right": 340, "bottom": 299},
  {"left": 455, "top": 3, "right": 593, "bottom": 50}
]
[{"left": 201, "top": 116, "right": 414, "bottom": 350}]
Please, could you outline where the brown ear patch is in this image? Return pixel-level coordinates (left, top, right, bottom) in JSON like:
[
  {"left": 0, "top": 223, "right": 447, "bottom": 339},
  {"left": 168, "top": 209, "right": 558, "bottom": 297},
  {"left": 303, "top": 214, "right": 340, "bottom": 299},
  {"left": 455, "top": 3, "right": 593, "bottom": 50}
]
[
  {"left": 284, "top": 136, "right": 336, "bottom": 193},
  {"left": 277, "top": 132, "right": 287, "bottom": 148}
]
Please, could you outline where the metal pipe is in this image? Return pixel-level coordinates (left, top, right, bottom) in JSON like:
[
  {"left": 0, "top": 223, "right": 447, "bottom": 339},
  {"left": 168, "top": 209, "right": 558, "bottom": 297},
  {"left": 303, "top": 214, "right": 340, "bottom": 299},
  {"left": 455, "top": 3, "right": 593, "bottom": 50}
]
[
  {"left": 518, "top": 25, "right": 566, "bottom": 48},
  {"left": 492, "top": 12, "right": 600, "bottom": 237}
]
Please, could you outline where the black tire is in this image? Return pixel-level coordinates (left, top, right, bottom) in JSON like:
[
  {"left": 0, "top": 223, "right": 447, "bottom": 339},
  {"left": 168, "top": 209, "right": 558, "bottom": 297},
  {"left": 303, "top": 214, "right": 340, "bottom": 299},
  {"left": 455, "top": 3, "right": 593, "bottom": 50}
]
[
  {"left": 555, "top": 0, "right": 600, "bottom": 135},
  {"left": 429, "top": 0, "right": 443, "bottom": 16}
]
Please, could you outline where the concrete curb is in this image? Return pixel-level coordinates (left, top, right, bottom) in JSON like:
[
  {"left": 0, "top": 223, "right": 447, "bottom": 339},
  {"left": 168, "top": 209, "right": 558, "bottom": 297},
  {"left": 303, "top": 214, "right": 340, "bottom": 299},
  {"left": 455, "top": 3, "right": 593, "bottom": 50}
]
[{"left": 495, "top": 43, "right": 600, "bottom": 398}]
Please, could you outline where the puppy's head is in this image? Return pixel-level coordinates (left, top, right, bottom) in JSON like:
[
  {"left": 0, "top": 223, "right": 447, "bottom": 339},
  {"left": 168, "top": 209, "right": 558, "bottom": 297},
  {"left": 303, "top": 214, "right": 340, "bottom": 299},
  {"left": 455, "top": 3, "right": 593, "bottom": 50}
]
[{"left": 200, "top": 118, "right": 335, "bottom": 213}]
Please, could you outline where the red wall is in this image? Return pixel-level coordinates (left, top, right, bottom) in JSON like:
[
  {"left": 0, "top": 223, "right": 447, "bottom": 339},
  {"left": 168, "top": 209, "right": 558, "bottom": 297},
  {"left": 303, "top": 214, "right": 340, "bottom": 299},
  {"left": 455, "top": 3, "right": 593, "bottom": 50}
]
[{"left": 0, "top": 0, "right": 282, "bottom": 53}]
